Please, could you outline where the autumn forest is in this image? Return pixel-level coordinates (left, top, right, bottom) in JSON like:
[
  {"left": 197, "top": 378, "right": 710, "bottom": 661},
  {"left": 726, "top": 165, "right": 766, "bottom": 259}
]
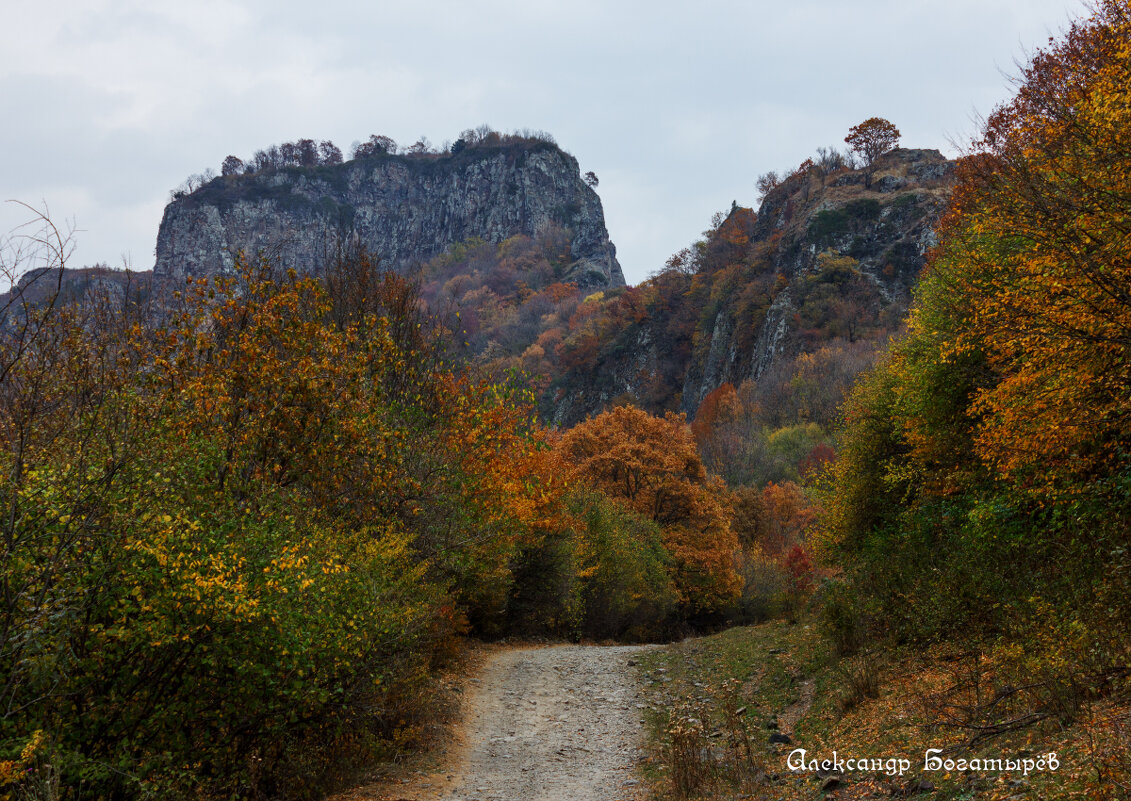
[{"left": 2, "top": 2, "right": 1130, "bottom": 800}]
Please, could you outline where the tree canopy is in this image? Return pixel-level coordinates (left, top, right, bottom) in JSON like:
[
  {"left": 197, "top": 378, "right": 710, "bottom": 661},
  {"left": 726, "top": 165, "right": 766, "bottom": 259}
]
[
  {"left": 844, "top": 117, "right": 901, "bottom": 167},
  {"left": 559, "top": 406, "right": 740, "bottom": 613}
]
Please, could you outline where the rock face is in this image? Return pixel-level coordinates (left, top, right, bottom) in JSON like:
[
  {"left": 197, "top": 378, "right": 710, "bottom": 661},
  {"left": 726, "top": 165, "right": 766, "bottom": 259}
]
[
  {"left": 2, "top": 265, "right": 154, "bottom": 316},
  {"left": 677, "top": 148, "right": 954, "bottom": 413},
  {"left": 543, "top": 148, "right": 957, "bottom": 425},
  {"left": 154, "top": 141, "right": 623, "bottom": 288}
]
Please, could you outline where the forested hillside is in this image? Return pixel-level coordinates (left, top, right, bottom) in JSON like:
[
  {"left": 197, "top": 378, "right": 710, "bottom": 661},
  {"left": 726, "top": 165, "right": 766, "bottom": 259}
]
[
  {"left": 640, "top": 5, "right": 1130, "bottom": 800},
  {"left": 421, "top": 145, "right": 953, "bottom": 493},
  {"left": 820, "top": 0, "right": 1131, "bottom": 694},
  {"left": 2, "top": 3, "right": 1129, "bottom": 798}
]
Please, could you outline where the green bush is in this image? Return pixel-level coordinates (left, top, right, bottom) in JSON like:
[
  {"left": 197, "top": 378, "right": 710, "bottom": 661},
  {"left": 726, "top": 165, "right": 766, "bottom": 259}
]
[
  {"left": 505, "top": 530, "right": 583, "bottom": 638},
  {"left": 571, "top": 492, "right": 678, "bottom": 641}
]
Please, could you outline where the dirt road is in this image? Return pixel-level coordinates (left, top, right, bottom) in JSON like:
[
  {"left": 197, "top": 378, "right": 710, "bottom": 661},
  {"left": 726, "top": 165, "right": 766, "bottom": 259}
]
[{"left": 379, "top": 644, "right": 654, "bottom": 801}]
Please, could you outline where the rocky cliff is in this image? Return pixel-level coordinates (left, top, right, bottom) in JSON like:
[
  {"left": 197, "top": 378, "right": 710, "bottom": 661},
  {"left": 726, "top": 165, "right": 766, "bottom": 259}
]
[
  {"left": 154, "top": 140, "right": 623, "bottom": 288},
  {"left": 679, "top": 147, "right": 954, "bottom": 412},
  {"left": 542, "top": 148, "right": 957, "bottom": 425}
]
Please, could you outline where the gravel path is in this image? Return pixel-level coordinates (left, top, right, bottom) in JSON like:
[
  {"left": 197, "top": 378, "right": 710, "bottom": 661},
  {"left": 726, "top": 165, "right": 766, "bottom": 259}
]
[{"left": 401, "top": 644, "right": 653, "bottom": 801}]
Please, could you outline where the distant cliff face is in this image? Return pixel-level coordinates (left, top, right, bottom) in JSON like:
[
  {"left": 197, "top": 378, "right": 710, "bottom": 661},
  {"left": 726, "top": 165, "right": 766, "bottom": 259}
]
[
  {"left": 541, "top": 148, "right": 957, "bottom": 426},
  {"left": 677, "top": 147, "right": 954, "bottom": 412},
  {"left": 154, "top": 141, "right": 623, "bottom": 288}
]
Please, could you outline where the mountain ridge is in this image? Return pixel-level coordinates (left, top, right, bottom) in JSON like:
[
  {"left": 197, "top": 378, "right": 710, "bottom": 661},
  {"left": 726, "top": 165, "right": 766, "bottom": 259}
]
[
  {"left": 478, "top": 146, "right": 958, "bottom": 427},
  {"left": 154, "top": 138, "right": 624, "bottom": 288},
  {"left": 9, "top": 142, "right": 956, "bottom": 442}
]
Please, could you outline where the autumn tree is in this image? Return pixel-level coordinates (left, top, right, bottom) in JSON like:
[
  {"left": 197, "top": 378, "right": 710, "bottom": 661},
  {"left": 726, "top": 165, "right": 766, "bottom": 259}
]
[
  {"left": 249, "top": 146, "right": 275, "bottom": 172},
  {"left": 278, "top": 140, "right": 298, "bottom": 166},
  {"left": 819, "top": 2, "right": 1131, "bottom": 671},
  {"left": 353, "top": 134, "right": 397, "bottom": 158},
  {"left": 755, "top": 170, "right": 780, "bottom": 201},
  {"left": 927, "top": 2, "right": 1131, "bottom": 488},
  {"left": 732, "top": 482, "right": 816, "bottom": 559},
  {"left": 406, "top": 136, "right": 433, "bottom": 155},
  {"left": 559, "top": 406, "right": 741, "bottom": 614},
  {"left": 295, "top": 137, "right": 319, "bottom": 166},
  {"left": 754, "top": 482, "right": 818, "bottom": 558},
  {"left": 319, "top": 139, "right": 343, "bottom": 165},
  {"left": 845, "top": 117, "right": 900, "bottom": 187},
  {"left": 691, "top": 383, "right": 740, "bottom": 445},
  {"left": 220, "top": 154, "right": 244, "bottom": 176},
  {"left": 662, "top": 247, "right": 697, "bottom": 276}
]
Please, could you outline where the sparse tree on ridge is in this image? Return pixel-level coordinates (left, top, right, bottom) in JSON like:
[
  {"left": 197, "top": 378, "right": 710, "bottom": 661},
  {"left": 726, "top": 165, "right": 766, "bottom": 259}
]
[
  {"left": 296, "top": 138, "right": 319, "bottom": 167},
  {"left": 221, "top": 155, "right": 244, "bottom": 177},
  {"left": 755, "top": 170, "right": 780, "bottom": 202},
  {"left": 320, "top": 140, "right": 343, "bottom": 165},
  {"left": 406, "top": 136, "right": 432, "bottom": 155},
  {"left": 352, "top": 135, "right": 397, "bottom": 159},
  {"left": 279, "top": 141, "right": 298, "bottom": 166},
  {"left": 845, "top": 117, "right": 901, "bottom": 188}
]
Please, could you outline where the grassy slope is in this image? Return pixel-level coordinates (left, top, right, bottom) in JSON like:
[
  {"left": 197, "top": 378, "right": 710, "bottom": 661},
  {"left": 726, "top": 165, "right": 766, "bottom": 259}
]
[{"left": 637, "top": 621, "right": 1122, "bottom": 800}]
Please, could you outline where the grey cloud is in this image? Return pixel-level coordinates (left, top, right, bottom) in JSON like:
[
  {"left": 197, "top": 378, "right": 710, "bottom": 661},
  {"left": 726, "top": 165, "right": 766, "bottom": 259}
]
[{"left": 3, "top": 0, "right": 1086, "bottom": 281}]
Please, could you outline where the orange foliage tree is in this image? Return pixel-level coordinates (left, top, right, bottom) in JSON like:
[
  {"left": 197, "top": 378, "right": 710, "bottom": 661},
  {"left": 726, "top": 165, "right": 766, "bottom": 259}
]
[
  {"left": 844, "top": 117, "right": 900, "bottom": 166},
  {"left": 845, "top": 117, "right": 900, "bottom": 188},
  {"left": 558, "top": 406, "right": 740, "bottom": 614},
  {"left": 691, "top": 383, "right": 740, "bottom": 445},
  {"left": 924, "top": 1, "right": 1131, "bottom": 490}
]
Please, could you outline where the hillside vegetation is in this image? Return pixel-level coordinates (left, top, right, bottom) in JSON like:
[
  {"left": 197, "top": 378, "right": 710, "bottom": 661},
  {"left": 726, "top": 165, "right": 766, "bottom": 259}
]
[
  {"left": 421, "top": 146, "right": 952, "bottom": 433},
  {"left": 2, "top": 4, "right": 1129, "bottom": 799},
  {"left": 643, "top": 4, "right": 1131, "bottom": 800},
  {"left": 0, "top": 230, "right": 753, "bottom": 799},
  {"left": 821, "top": 0, "right": 1131, "bottom": 701}
]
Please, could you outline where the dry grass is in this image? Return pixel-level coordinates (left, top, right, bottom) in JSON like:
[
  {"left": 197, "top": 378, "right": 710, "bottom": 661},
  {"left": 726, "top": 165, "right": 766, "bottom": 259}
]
[
  {"left": 837, "top": 652, "right": 881, "bottom": 714},
  {"left": 1083, "top": 704, "right": 1131, "bottom": 800},
  {"left": 665, "top": 702, "right": 714, "bottom": 799},
  {"left": 323, "top": 641, "right": 501, "bottom": 801},
  {"left": 638, "top": 622, "right": 1131, "bottom": 800},
  {"left": 663, "top": 679, "right": 764, "bottom": 800}
]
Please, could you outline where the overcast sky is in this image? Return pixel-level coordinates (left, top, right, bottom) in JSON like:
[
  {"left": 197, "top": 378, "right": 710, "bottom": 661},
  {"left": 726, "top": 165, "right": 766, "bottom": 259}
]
[{"left": 2, "top": 0, "right": 1086, "bottom": 285}]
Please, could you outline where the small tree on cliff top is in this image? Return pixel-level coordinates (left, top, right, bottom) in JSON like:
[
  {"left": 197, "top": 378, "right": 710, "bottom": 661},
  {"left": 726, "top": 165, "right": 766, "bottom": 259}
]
[{"left": 845, "top": 117, "right": 900, "bottom": 187}]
